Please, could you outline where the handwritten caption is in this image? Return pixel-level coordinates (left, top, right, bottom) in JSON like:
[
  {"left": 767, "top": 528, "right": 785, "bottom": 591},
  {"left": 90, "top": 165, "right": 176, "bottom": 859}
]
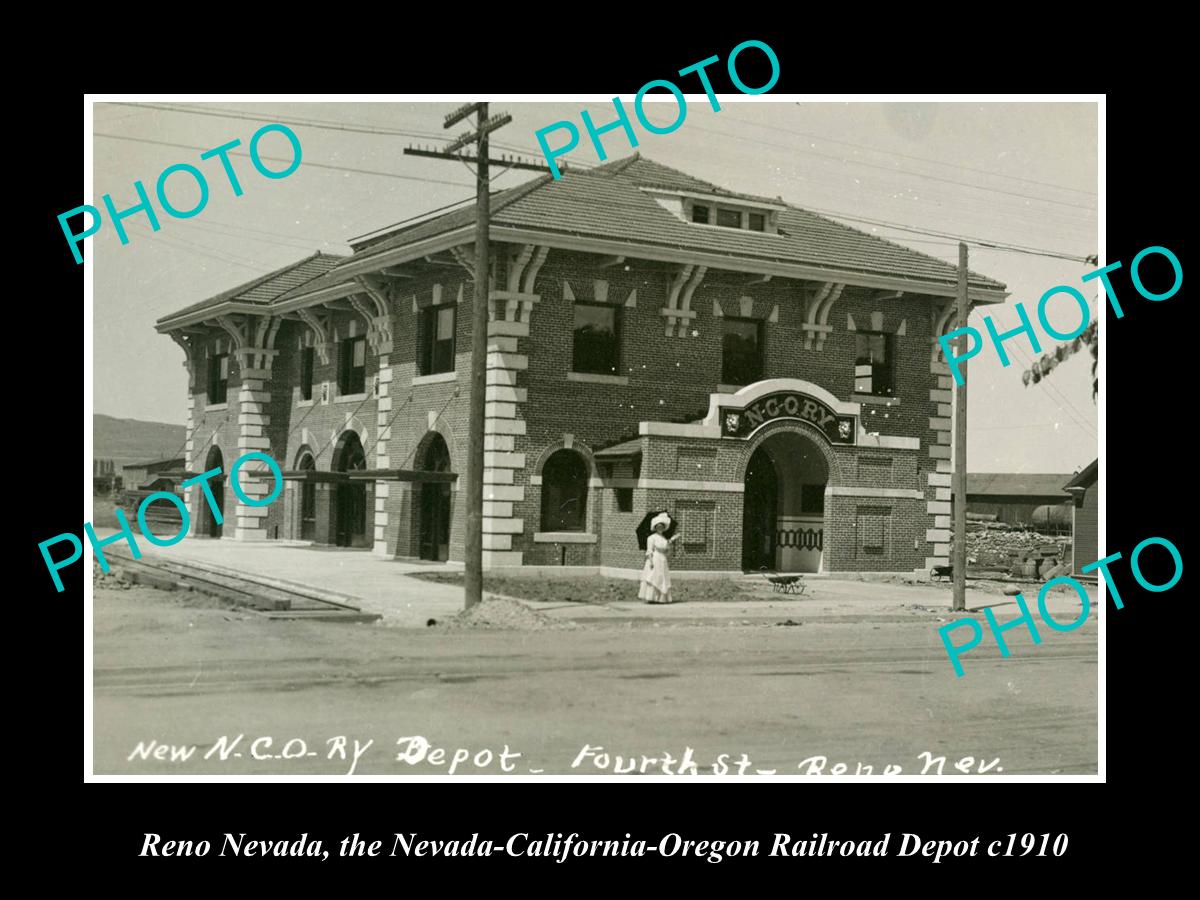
[{"left": 127, "top": 733, "right": 1000, "bottom": 777}]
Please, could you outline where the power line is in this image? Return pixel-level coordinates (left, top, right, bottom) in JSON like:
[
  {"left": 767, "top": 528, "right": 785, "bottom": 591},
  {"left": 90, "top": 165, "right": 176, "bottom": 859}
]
[
  {"left": 999, "top": 319, "right": 1098, "bottom": 437},
  {"left": 94, "top": 132, "right": 479, "bottom": 188},
  {"left": 121, "top": 220, "right": 265, "bottom": 271},
  {"left": 187, "top": 215, "right": 338, "bottom": 248},
  {"left": 103, "top": 101, "right": 598, "bottom": 172},
  {"left": 162, "top": 217, "right": 335, "bottom": 254},
  {"left": 801, "top": 207, "right": 1094, "bottom": 263},
  {"left": 594, "top": 107, "right": 1098, "bottom": 213},
  {"left": 723, "top": 108, "right": 1098, "bottom": 197},
  {"left": 95, "top": 135, "right": 1093, "bottom": 264}
]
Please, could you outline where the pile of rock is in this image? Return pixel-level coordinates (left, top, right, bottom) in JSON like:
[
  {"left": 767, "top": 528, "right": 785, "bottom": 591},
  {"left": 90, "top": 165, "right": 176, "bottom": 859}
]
[
  {"left": 93, "top": 560, "right": 130, "bottom": 590},
  {"left": 965, "top": 529, "right": 1072, "bottom": 579}
]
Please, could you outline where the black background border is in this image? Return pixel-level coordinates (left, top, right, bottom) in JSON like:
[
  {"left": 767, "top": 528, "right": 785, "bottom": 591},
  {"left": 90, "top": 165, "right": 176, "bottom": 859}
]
[{"left": 27, "top": 27, "right": 1181, "bottom": 879}]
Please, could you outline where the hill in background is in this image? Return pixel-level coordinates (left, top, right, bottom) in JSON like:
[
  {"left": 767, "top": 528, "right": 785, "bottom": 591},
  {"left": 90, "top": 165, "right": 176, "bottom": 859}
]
[{"left": 94, "top": 414, "right": 186, "bottom": 468}]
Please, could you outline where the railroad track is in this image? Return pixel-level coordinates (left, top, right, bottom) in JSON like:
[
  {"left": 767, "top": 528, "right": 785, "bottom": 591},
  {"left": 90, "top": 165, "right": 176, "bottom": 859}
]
[{"left": 101, "top": 549, "right": 380, "bottom": 623}]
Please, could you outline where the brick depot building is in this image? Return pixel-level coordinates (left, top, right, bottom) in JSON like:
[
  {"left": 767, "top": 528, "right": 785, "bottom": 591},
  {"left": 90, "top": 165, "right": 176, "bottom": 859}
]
[{"left": 156, "top": 155, "right": 1007, "bottom": 577}]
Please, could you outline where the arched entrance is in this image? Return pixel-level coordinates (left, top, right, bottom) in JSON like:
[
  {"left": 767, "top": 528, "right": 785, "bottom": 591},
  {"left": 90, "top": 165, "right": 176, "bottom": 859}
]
[
  {"left": 296, "top": 451, "right": 316, "bottom": 541},
  {"left": 202, "top": 445, "right": 224, "bottom": 538},
  {"left": 742, "top": 446, "right": 778, "bottom": 570},
  {"left": 332, "top": 431, "right": 367, "bottom": 548},
  {"left": 418, "top": 433, "right": 452, "bottom": 561},
  {"left": 741, "top": 430, "right": 829, "bottom": 572}
]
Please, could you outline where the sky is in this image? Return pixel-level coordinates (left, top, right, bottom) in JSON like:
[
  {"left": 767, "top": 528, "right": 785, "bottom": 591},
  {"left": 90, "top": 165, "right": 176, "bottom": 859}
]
[{"left": 90, "top": 99, "right": 1098, "bottom": 475}]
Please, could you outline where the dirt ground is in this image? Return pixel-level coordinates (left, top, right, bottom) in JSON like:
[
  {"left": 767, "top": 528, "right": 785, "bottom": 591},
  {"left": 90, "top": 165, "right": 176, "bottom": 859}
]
[
  {"left": 410, "top": 570, "right": 1075, "bottom": 605},
  {"left": 412, "top": 572, "right": 757, "bottom": 604},
  {"left": 92, "top": 581, "right": 1099, "bottom": 777}
]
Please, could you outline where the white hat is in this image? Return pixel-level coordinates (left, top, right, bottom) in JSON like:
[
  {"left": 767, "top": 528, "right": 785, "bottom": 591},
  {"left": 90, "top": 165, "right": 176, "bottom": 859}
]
[{"left": 651, "top": 512, "right": 671, "bottom": 531}]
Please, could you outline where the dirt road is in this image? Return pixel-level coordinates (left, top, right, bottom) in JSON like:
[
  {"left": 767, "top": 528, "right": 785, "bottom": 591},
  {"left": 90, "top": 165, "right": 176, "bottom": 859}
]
[{"left": 92, "top": 585, "right": 1097, "bottom": 776}]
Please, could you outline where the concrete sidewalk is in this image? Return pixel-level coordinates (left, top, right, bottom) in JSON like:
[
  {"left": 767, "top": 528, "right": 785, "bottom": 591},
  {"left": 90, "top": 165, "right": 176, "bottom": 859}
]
[{"left": 91, "top": 531, "right": 1098, "bottom": 629}]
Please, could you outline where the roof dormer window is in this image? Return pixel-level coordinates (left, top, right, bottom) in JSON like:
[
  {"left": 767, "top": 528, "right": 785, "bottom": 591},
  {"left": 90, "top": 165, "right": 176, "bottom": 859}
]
[
  {"left": 716, "top": 208, "right": 742, "bottom": 228},
  {"left": 642, "top": 187, "right": 782, "bottom": 235}
]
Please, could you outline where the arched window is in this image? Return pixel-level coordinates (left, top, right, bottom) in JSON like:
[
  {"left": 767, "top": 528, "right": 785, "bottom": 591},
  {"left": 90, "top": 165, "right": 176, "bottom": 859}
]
[{"left": 541, "top": 449, "right": 589, "bottom": 532}]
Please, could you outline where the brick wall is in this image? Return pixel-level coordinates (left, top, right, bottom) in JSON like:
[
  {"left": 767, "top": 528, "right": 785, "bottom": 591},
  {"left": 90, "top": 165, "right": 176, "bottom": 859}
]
[{"left": 174, "top": 243, "right": 947, "bottom": 573}]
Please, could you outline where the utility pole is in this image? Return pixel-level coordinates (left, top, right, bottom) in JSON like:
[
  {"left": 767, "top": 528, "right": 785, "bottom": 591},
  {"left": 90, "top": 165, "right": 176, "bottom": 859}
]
[
  {"left": 404, "top": 105, "right": 556, "bottom": 610},
  {"left": 952, "top": 242, "right": 969, "bottom": 613}
]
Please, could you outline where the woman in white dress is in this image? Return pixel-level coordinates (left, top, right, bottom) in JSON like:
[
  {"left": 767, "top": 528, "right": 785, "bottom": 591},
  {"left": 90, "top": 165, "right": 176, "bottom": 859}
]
[{"left": 639, "top": 513, "right": 681, "bottom": 604}]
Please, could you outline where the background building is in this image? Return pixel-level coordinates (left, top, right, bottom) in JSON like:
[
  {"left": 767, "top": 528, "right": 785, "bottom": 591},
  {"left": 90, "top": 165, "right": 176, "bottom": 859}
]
[
  {"left": 965, "top": 472, "right": 1074, "bottom": 532},
  {"left": 1064, "top": 460, "right": 1099, "bottom": 576},
  {"left": 157, "top": 155, "right": 1007, "bottom": 576}
]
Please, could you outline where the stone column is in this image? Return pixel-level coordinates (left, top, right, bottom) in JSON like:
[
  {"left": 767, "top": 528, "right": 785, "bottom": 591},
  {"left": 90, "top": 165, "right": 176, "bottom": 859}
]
[
  {"left": 481, "top": 320, "right": 529, "bottom": 567},
  {"left": 232, "top": 367, "right": 274, "bottom": 540},
  {"left": 920, "top": 357, "right": 955, "bottom": 574},
  {"left": 183, "top": 395, "right": 196, "bottom": 535},
  {"left": 373, "top": 355, "right": 393, "bottom": 556}
]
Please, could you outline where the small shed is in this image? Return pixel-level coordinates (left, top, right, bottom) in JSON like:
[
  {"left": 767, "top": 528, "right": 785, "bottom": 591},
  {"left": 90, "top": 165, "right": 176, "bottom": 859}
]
[{"left": 122, "top": 457, "right": 186, "bottom": 492}]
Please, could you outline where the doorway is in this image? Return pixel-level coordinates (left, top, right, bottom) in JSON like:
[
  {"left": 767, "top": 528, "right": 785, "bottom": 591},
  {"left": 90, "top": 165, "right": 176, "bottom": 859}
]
[
  {"left": 742, "top": 446, "right": 777, "bottom": 570},
  {"left": 332, "top": 432, "right": 368, "bottom": 548},
  {"left": 296, "top": 452, "right": 316, "bottom": 541},
  {"left": 418, "top": 433, "right": 452, "bottom": 561},
  {"left": 202, "top": 445, "right": 224, "bottom": 538},
  {"left": 741, "top": 430, "right": 828, "bottom": 572}
]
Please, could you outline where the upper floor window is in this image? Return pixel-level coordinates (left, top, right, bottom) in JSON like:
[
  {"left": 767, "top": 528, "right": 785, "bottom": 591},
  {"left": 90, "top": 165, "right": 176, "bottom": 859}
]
[
  {"left": 716, "top": 208, "right": 741, "bottom": 228},
  {"left": 683, "top": 197, "right": 776, "bottom": 233},
  {"left": 722, "top": 317, "right": 764, "bottom": 386},
  {"left": 339, "top": 335, "right": 366, "bottom": 395},
  {"left": 572, "top": 303, "right": 621, "bottom": 376},
  {"left": 299, "top": 346, "right": 315, "bottom": 401},
  {"left": 419, "top": 305, "right": 456, "bottom": 375},
  {"left": 854, "top": 332, "right": 895, "bottom": 397},
  {"left": 208, "top": 351, "right": 229, "bottom": 404}
]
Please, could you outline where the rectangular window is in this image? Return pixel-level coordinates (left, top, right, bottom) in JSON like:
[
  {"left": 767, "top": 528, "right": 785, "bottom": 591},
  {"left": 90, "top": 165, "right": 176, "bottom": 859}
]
[
  {"left": 856, "top": 506, "right": 890, "bottom": 557},
  {"left": 339, "top": 335, "right": 366, "bottom": 395},
  {"left": 854, "top": 331, "right": 896, "bottom": 397},
  {"left": 615, "top": 487, "right": 633, "bottom": 512},
  {"left": 299, "top": 346, "right": 314, "bottom": 401},
  {"left": 419, "top": 305, "right": 457, "bottom": 375},
  {"left": 572, "top": 303, "right": 620, "bottom": 375},
  {"left": 677, "top": 500, "right": 716, "bottom": 555},
  {"left": 208, "top": 351, "right": 228, "bottom": 404},
  {"left": 692, "top": 204, "right": 710, "bottom": 224},
  {"left": 748, "top": 213, "right": 766, "bottom": 232},
  {"left": 722, "top": 317, "right": 764, "bottom": 386},
  {"left": 716, "top": 208, "right": 742, "bottom": 229}
]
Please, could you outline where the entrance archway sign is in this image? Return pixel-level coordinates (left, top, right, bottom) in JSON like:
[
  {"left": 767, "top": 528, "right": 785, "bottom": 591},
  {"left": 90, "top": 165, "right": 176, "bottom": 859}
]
[
  {"left": 719, "top": 390, "right": 855, "bottom": 444},
  {"left": 640, "top": 379, "right": 862, "bottom": 444}
]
